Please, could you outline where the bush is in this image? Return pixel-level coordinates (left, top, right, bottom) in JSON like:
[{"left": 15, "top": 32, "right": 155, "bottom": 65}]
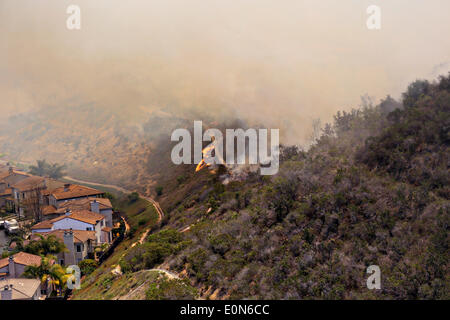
[
  {"left": 146, "top": 277, "right": 198, "bottom": 300},
  {"left": 79, "top": 259, "right": 98, "bottom": 276},
  {"left": 156, "top": 186, "right": 164, "bottom": 196},
  {"left": 120, "top": 229, "right": 185, "bottom": 272},
  {"left": 138, "top": 217, "right": 149, "bottom": 226},
  {"left": 127, "top": 192, "right": 140, "bottom": 203},
  {"left": 264, "top": 175, "right": 299, "bottom": 221}
]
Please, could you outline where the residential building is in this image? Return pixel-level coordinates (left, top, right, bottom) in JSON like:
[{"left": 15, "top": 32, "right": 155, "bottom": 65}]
[
  {"left": 31, "top": 209, "right": 111, "bottom": 244},
  {"left": 0, "top": 278, "right": 42, "bottom": 300},
  {"left": 0, "top": 167, "right": 35, "bottom": 212},
  {"left": 32, "top": 229, "right": 96, "bottom": 265},
  {"left": 43, "top": 197, "right": 114, "bottom": 228},
  {"left": 47, "top": 183, "right": 104, "bottom": 207},
  {"left": 0, "top": 167, "right": 31, "bottom": 187},
  {"left": 10, "top": 176, "right": 46, "bottom": 217},
  {"left": 0, "top": 252, "right": 42, "bottom": 279}
]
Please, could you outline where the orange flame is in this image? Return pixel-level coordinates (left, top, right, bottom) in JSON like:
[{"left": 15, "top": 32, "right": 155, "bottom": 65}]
[{"left": 195, "top": 144, "right": 215, "bottom": 172}]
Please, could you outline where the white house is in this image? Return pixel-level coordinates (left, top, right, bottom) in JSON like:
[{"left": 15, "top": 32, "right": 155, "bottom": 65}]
[
  {"left": 31, "top": 209, "right": 111, "bottom": 244},
  {"left": 58, "top": 197, "right": 114, "bottom": 228}
]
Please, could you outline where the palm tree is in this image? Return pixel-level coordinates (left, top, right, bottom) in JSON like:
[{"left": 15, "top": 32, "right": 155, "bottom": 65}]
[
  {"left": 23, "top": 255, "right": 69, "bottom": 295},
  {"left": 29, "top": 160, "right": 50, "bottom": 177},
  {"left": 24, "top": 234, "right": 67, "bottom": 256},
  {"left": 48, "top": 163, "right": 66, "bottom": 179},
  {"left": 29, "top": 160, "right": 66, "bottom": 179}
]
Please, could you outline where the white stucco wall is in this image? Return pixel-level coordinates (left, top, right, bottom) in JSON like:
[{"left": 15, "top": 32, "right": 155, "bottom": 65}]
[
  {"left": 53, "top": 217, "right": 93, "bottom": 231},
  {"left": 100, "top": 209, "right": 113, "bottom": 228}
]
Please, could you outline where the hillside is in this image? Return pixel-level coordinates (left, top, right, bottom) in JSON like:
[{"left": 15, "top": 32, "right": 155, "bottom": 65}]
[
  {"left": 0, "top": 104, "right": 197, "bottom": 193},
  {"left": 74, "top": 74, "right": 449, "bottom": 300},
  {"left": 72, "top": 194, "right": 197, "bottom": 300}
]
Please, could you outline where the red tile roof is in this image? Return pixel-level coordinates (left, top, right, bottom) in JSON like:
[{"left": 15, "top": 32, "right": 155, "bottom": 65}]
[
  {"left": 33, "top": 229, "right": 96, "bottom": 243},
  {"left": 0, "top": 252, "right": 42, "bottom": 268},
  {"left": 31, "top": 209, "right": 105, "bottom": 230},
  {"left": 0, "top": 169, "right": 31, "bottom": 181},
  {"left": 51, "top": 210, "right": 105, "bottom": 225},
  {"left": 42, "top": 205, "right": 66, "bottom": 216},
  {"left": 50, "top": 184, "right": 104, "bottom": 200},
  {"left": 31, "top": 220, "right": 54, "bottom": 230},
  {"left": 11, "top": 176, "right": 46, "bottom": 192},
  {"left": 59, "top": 197, "right": 112, "bottom": 211}
]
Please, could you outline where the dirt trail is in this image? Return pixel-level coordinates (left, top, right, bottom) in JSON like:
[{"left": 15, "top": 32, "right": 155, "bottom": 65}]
[
  {"left": 63, "top": 176, "right": 164, "bottom": 224},
  {"left": 4, "top": 162, "right": 179, "bottom": 286},
  {"left": 63, "top": 175, "right": 165, "bottom": 249}
]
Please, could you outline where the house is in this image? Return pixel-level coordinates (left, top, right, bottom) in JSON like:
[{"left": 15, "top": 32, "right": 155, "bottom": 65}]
[
  {"left": 41, "top": 205, "right": 66, "bottom": 220},
  {"left": 32, "top": 229, "right": 96, "bottom": 265},
  {"left": 11, "top": 176, "right": 46, "bottom": 200},
  {"left": 43, "top": 197, "right": 114, "bottom": 228},
  {"left": 0, "top": 167, "right": 31, "bottom": 187},
  {"left": 0, "top": 278, "right": 42, "bottom": 300},
  {"left": 0, "top": 186, "right": 13, "bottom": 210},
  {"left": 10, "top": 176, "right": 47, "bottom": 217},
  {"left": 0, "top": 167, "right": 34, "bottom": 211},
  {"left": 0, "top": 252, "right": 42, "bottom": 279},
  {"left": 31, "top": 209, "right": 111, "bottom": 244},
  {"left": 47, "top": 183, "right": 104, "bottom": 207}
]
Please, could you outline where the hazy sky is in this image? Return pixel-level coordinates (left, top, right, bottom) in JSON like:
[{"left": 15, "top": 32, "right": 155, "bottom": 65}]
[{"left": 1, "top": 0, "right": 449, "bottom": 143}]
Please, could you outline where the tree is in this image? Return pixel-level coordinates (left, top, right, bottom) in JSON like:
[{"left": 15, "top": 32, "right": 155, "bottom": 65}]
[
  {"left": 29, "top": 159, "right": 49, "bottom": 177},
  {"left": 265, "top": 175, "right": 299, "bottom": 221},
  {"left": 29, "top": 159, "right": 66, "bottom": 179},
  {"left": 24, "top": 235, "right": 66, "bottom": 256},
  {"left": 47, "top": 163, "right": 67, "bottom": 179},
  {"left": 23, "top": 255, "right": 69, "bottom": 294},
  {"left": 127, "top": 192, "right": 140, "bottom": 203}
]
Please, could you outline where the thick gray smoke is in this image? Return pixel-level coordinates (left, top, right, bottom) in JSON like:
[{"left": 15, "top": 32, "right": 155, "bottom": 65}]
[{"left": 1, "top": 0, "right": 449, "bottom": 145}]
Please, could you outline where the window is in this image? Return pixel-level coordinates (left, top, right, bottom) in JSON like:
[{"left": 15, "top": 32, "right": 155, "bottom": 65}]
[
  {"left": 76, "top": 244, "right": 82, "bottom": 252},
  {"left": 60, "top": 259, "right": 64, "bottom": 265},
  {"left": 86, "top": 227, "right": 92, "bottom": 231}
]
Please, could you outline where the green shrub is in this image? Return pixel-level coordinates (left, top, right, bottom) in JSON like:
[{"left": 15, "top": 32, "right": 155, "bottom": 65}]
[
  {"left": 79, "top": 259, "right": 98, "bottom": 276},
  {"left": 146, "top": 277, "right": 198, "bottom": 300},
  {"left": 127, "top": 192, "right": 140, "bottom": 203}
]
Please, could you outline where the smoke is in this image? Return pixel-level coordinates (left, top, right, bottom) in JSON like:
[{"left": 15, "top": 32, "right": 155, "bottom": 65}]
[{"left": 1, "top": 0, "right": 450, "bottom": 145}]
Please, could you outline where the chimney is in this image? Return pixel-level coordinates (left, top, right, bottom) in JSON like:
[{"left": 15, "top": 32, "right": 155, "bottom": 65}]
[
  {"left": 63, "top": 229, "right": 75, "bottom": 266},
  {"left": 90, "top": 200, "right": 100, "bottom": 213},
  {"left": 8, "top": 256, "right": 16, "bottom": 278},
  {"left": 65, "top": 209, "right": 72, "bottom": 216},
  {"left": 64, "top": 184, "right": 71, "bottom": 192},
  {"left": 1, "top": 285, "right": 13, "bottom": 301}
]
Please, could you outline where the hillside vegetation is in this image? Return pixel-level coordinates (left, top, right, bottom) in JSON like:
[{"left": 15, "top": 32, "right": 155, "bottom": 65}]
[
  {"left": 120, "top": 75, "right": 448, "bottom": 300},
  {"left": 57, "top": 75, "right": 450, "bottom": 300}
]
